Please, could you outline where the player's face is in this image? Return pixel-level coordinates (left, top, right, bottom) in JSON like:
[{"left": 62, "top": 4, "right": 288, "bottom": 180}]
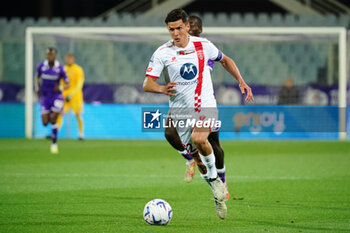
[
  {"left": 46, "top": 52, "right": 56, "bottom": 63},
  {"left": 189, "top": 20, "right": 202, "bottom": 37},
  {"left": 65, "top": 55, "right": 75, "bottom": 66},
  {"left": 167, "top": 19, "right": 190, "bottom": 48}
]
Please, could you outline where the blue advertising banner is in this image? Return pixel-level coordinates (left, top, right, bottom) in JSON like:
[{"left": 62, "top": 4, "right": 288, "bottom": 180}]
[
  {"left": 34, "top": 104, "right": 341, "bottom": 140},
  {"left": 140, "top": 106, "right": 340, "bottom": 139},
  {"left": 0, "top": 103, "right": 345, "bottom": 140},
  {"left": 0, "top": 103, "right": 25, "bottom": 137}
]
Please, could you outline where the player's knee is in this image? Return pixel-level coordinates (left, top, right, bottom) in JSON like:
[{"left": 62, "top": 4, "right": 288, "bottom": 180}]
[
  {"left": 191, "top": 134, "right": 206, "bottom": 148},
  {"left": 50, "top": 117, "right": 57, "bottom": 125}
]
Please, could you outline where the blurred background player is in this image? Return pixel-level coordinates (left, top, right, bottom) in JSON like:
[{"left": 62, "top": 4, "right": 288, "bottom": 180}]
[
  {"left": 57, "top": 53, "right": 85, "bottom": 140},
  {"left": 277, "top": 77, "right": 300, "bottom": 105},
  {"left": 35, "top": 47, "right": 69, "bottom": 154},
  {"left": 164, "top": 15, "right": 229, "bottom": 200}
]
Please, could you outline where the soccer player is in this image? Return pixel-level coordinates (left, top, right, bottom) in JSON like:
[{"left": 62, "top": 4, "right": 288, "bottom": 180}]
[
  {"left": 143, "top": 9, "right": 254, "bottom": 219},
  {"left": 35, "top": 47, "right": 69, "bottom": 154},
  {"left": 57, "top": 53, "right": 85, "bottom": 140},
  {"left": 165, "top": 15, "right": 228, "bottom": 198}
]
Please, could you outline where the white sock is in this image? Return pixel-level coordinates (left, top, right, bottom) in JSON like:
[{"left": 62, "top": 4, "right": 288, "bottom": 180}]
[
  {"left": 199, "top": 151, "right": 217, "bottom": 180},
  {"left": 217, "top": 166, "right": 225, "bottom": 174},
  {"left": 200, "top": 172, "right": 214, "bottom": 193}
]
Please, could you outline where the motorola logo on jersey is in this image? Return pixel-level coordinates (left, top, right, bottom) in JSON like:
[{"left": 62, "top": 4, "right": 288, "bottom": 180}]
[{"left": 180, "top": 63, "right": 197, "bottom": 80}]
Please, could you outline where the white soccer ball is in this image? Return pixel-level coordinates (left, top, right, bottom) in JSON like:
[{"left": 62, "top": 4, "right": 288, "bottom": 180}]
[{"left": 143, "top": 199, "right": 173, "bottom": 225}]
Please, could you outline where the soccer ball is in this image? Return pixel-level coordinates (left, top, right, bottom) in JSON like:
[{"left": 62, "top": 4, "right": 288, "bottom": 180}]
[{"left": 143, "top": 199, "right": 173, "bottom": 225}]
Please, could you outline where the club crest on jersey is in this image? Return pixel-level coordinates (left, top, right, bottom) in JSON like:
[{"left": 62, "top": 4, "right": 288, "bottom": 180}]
[
  {"left": 197, "top": 49, "right": 204, "bottom": 61},
  {"left": 180, "top": 63, "right": 197, "bottom": 80}
]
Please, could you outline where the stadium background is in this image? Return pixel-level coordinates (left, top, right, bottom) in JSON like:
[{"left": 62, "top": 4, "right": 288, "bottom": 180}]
[{"left": 0, "top": 0, "right": 350, "bottom": 139}]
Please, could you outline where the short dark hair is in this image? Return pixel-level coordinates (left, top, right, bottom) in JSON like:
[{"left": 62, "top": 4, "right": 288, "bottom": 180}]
[
  {"left": 46, "top": 47, "right": 57, "bottom": 54},
  {"left": 189, "top": 15, "right": 202, "bottom": 29},
  {"left": 165, "top": 9, "right": 188, "bottom": 24}
]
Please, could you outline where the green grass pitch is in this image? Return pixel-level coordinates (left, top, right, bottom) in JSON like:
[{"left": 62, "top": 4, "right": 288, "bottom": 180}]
[{"left": 0, "top": 139, "right": 349, "bottom": 233}]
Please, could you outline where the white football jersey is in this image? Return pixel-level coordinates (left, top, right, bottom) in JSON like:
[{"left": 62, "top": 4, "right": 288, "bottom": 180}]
[{"left": 145, "top": 36, "right": 223, "bottom": 112}]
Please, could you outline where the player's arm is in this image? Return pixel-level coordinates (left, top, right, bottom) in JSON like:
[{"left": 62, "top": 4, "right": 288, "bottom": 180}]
[
  {"left": 220, "top": 54, "right": 254, "bottom": 103},
  {"left": 60, "top": 67, "right": 70, "bottom": 91},
  {"left": 143, "top": 76, "right": 177, "bottom": 96},
  {"left": 63, "top": 80, "right": 69, "bottom": 89},
  {"left": 143, "top": 50, "right": 177, "bottom": 96},
  {"left": 66, "top": 67, "right": 84, "bottom": 101}
]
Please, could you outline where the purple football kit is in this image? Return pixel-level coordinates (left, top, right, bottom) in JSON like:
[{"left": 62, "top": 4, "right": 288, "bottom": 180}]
[{"left": 37, "top": 60, "right": 68, "bottom": 114}]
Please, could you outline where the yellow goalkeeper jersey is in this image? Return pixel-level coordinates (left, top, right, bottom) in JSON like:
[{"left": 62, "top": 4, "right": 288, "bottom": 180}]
[{"left": 63, "top": 63, "right": 84, "bottom": 102}]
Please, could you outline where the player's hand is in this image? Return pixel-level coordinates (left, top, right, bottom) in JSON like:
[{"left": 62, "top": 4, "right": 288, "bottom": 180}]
[
  {"left": 239, "top": 82, "right": 254, "bottom": 103},
  {"left": 162, "top": 82, "right": 177, "bottom": 96},
  {"left": 64, "top": 83, "right": 69, "bottom": 90},
  {"left": 65, "top": 95, "right": 72, "bottom": 102},
  {"left": 35, "top": 88, "right": 40, "bottom": 96}
]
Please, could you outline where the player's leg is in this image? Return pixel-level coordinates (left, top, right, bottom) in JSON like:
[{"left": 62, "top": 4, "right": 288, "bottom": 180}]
[
  {"left": 56, "top": 113, "right": 64, "bottom": 130},
  {"left": 164, "top": 114, "right": 194, "bottom": 182},
  {"left": 165, "top": 114, "right": 193, "bottom": 159},
  {"left": 191, "top": 128, "right": 227, "bottom": 219},
  {"left": 40, "top": 98, "right": 52, "bottom": 139},
  {"left": 41, "top": 113, "right": 50, "bottom": 126},
  {"left": 191, "top": 128, "right": 225, "bottom": 201},
  {"left": 75, "top": 113, "right": 84, "bottom": 140},
  {"left": 208, "top": 132, "right": 224, "bottom": 171},
  {"left": 177, "top": 124, "right": 209, "bottom": 176},
  {"left": 40, "top": 97, "right": 50, "bottom": 126},
  {"left": 208, "top": 131, "right": 229, "bottom": 200},
  {"left": 43, "top": 114, "right": 53, "bottom": 140},
  {"left": 180, "top": 125, "right": 226, "bottom": 218},
  {"left": 72, "top": 100, "right": 84, "bottom": 140},
  {"left": 49, "top": 111, "right": 59, "bottom": 153},
  {"left": 57, "top": 101, "right": 69, "bottom": 130},
  {"left": 49, "top": 97, "right": 64, "bottom": 154}
]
